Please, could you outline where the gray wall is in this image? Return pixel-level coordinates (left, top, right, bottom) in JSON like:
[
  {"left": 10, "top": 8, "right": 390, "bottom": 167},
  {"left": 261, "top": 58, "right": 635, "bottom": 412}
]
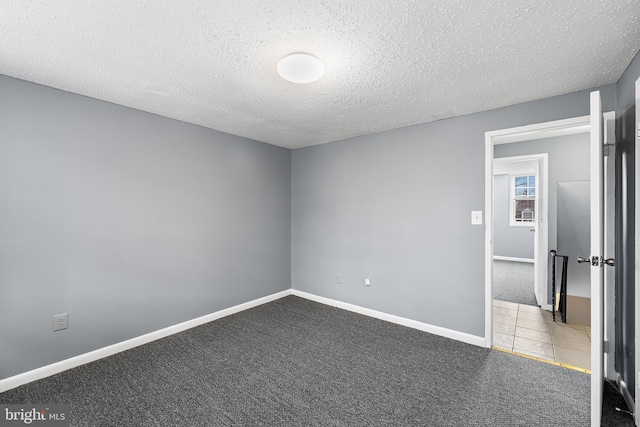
[
  {"left": 0, "top": 75, "right": 291, "bottom": 380},
  {"left": 556, "top": 181, "right": 591, "bottom": 298},
  {"left": 292, "top": 85, "right": 615, "bottom": 337},
  {"left": 493, "top": 174, "right": 535, "bottom": 259},
  {"left": 494, "top": 133, "right": 591, "bottom": 300}
]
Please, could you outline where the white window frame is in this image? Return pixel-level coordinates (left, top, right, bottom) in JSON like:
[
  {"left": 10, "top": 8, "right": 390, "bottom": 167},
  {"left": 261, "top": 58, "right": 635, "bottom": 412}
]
[{"left": 509, "top": 174, "right": 537, "bottom": 227}]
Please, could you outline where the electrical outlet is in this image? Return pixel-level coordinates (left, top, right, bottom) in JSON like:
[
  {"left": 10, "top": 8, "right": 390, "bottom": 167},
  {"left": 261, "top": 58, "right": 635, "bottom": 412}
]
[
  {"left": 364, "top": 278, "right": 371, "bottom": 286},
  {"left": 53, "top": 313, "right": 68, "bottom": 332},
  {"left": 337, "top": 273, "right": 344, "bottom": 284}
]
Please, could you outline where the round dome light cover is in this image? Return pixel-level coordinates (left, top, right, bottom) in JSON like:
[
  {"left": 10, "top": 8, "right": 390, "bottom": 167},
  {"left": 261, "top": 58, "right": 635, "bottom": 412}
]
[{"left": 278, "top": 53, "right": 324, "bottom": 84}]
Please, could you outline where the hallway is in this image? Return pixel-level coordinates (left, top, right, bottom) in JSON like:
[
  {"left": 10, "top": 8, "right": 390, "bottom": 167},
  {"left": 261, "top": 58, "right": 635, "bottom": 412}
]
[{"left": 493, "top": 299, "right": 591, "bottom": 371}]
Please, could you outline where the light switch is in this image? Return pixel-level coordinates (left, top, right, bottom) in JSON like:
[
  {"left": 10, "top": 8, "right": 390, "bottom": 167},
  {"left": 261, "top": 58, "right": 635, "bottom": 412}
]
[{"left": 471, "top": 211, "right": 483, "bottom": 225}]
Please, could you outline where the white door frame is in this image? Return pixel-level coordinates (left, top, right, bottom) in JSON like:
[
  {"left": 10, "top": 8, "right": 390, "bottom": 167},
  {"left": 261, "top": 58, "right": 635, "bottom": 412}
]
[
  {"left": 590, "top": 91, "right": 605, "bottom": 426},
  {"left": 634, "top": 76, "right": 640, "bottom": 425},
  {"left": 484, "top": 112, "right": 614, "bottom": 348},
  {"left": 493, "top": 154, "right": 549, "bottom": 308}
]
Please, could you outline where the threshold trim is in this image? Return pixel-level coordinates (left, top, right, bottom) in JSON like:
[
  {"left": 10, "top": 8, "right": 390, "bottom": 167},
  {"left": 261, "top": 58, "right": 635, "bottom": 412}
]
[{"left": 492, "top": 346, "right": 591, "bottom": 374}]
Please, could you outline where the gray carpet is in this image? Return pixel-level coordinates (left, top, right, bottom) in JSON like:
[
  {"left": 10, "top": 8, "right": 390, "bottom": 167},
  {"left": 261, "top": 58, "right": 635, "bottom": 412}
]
[
  {"left": 0, "top": 296, "right": 593, "bottom": 426},
  {"left": 602, "top": 380, "right": 635, "bottom": 426},
  {"left": 493, "top": 260, "right": 538, "bottom": 306}
]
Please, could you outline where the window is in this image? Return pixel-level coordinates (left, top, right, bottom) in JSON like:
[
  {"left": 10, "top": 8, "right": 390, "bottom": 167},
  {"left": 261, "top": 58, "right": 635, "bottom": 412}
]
[{"left": 511, "top": 175, "right": 535, "bottom": 224}]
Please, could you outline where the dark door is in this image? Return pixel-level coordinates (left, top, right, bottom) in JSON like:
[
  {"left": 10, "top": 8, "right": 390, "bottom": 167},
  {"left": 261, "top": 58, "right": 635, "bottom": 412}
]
[{"left": 614, "top": 99, "right": 635, "bottom": 407}]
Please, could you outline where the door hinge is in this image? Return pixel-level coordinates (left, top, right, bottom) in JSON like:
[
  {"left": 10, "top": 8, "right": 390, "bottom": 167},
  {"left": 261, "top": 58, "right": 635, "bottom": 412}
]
[
  {"left": 603, "top": 341, "right": 610, "bottom": 354},
  {"left": 603, "top": 143, "right": 614, "bottom": 156}
]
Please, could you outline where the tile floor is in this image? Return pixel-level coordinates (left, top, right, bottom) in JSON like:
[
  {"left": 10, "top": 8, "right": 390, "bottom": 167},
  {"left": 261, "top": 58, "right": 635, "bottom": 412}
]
[{"left": 493, "top": 299, "right": 591, "bottom": 371}]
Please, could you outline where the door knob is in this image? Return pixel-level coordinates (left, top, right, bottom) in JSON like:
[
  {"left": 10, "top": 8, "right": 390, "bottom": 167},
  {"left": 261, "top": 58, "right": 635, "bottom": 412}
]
[{"left": 577, "top": 256, "right": 615, "bottom": 267}]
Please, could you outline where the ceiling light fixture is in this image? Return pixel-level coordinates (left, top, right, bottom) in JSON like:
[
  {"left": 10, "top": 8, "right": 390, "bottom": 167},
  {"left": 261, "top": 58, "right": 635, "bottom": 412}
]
[{"left": 277, "top": 53, "right": 324, "bottom": 84}]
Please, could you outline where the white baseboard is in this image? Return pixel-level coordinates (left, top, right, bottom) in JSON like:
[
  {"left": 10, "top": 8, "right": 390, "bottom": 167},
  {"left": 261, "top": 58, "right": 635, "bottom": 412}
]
[
  {"left": 291, "top": 290, "right": 485, "bottom": 348},
  {"left": 0, "top": 289, "right": 292, "bottom": 393},
  {"left": 493, "top": 256, "right": 535, "bottom": 263},
  {"left": 1, "top": 288, "right": 486, "bottom": 393}
]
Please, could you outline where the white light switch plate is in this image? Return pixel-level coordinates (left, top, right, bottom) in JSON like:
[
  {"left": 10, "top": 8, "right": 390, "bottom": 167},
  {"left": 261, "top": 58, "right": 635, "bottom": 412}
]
[{"left": 471, "top": 211, "right": 482, "bottom": 225}]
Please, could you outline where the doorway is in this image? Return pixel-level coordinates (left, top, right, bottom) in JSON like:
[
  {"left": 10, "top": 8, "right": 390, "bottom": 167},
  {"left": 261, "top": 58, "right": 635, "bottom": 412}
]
[
  {"left": 491, "top": 138, "right": 594, "bottom": 369},
  {"left": 484, "top": 112, "right": 615, "bottom": 361},
  {"left": 493, "top": 155, "right": 547, "bottom": 308}
]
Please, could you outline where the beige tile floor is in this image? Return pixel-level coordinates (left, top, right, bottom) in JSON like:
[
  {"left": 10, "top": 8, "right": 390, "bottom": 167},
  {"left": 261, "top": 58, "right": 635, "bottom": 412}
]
[{"left": 493, "top": 299, "right": 591, "bottom": 371}]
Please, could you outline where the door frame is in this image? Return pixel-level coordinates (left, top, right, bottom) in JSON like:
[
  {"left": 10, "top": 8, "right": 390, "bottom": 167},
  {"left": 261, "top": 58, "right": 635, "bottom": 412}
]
[
  {"left": 634, "top": 76, "right": 639, "bottom": 425},
  {"left": 493, "top": 154, "right": 548, "bottom": 308},
  {"left": 590, "top": 91, "right": 605, "bottom": 426},
  {"left": 484, "top": 112, "right": 614, "bottom": 349}
]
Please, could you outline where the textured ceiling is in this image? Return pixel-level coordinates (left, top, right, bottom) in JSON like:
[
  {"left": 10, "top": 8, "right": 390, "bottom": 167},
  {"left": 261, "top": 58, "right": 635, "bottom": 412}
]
[{"left": 1, "top": 1, "right": 639, "bottom": 149}]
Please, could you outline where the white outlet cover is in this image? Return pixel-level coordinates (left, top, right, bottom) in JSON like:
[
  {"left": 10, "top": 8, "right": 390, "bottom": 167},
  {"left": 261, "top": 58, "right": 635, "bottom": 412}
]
[
  {"left": 53, "top": 313, "right": 69, "bottom": 332},
  {"left": 365, "top": 278, "right": 371, "bottom": 286}
]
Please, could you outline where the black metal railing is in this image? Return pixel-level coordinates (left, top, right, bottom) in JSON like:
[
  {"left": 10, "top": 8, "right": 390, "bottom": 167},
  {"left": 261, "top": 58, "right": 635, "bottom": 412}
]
[{"left": 550, "top": 250, "right": 568, "bottom": 323}]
